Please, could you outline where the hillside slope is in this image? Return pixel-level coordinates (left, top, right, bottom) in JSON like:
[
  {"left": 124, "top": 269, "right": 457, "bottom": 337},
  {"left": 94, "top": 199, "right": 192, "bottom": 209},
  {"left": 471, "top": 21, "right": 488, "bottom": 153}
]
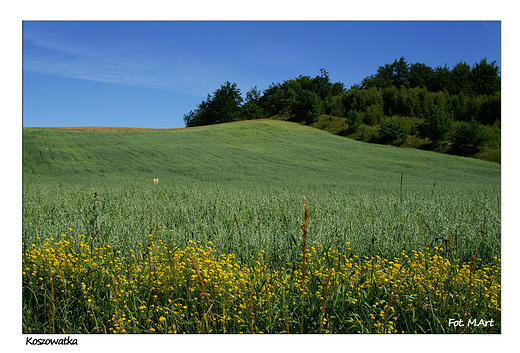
[{"left": 23, "top": 120, "right": 500, "bottom": 191}]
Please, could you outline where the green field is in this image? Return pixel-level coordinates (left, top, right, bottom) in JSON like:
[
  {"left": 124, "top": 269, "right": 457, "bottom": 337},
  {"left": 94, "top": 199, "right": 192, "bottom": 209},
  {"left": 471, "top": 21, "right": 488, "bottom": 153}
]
[{"left": 22, "top": 120, "right": 501, "bottom": 334}]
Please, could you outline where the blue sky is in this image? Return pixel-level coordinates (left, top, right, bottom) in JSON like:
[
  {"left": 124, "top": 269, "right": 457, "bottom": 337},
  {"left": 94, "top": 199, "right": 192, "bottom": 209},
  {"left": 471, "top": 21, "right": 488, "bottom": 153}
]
[{"left": 23, "top": 21, "right": 501, "bottom": 129}]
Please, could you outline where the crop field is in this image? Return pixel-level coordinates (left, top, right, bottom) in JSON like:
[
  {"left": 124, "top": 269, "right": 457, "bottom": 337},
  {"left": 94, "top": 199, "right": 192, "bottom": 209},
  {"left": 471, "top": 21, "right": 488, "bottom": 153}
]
[{"left": 22, "top": 120, "right": 501, "bottom": 334}]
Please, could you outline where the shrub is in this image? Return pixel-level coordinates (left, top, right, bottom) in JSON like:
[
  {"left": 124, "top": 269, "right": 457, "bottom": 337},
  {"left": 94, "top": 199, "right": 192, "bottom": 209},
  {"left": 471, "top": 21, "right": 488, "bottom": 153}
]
[
  {"left": 362, "top": 103, "right": 384, "bottom": 126},
  {"left": 378, "top": 115, "right": 411, "bottom": 144},
  {"left": 346, "top": 110, "right": 363, "bottom": 133},
  {"left": 325, "top": 95, "right": 346, "bottom": 117},
  {"left": 419, "top": 106, "right": 453, "bottom": 144},
  {"left": 450, "top": 119, "right": 490, "bottom": 155}
]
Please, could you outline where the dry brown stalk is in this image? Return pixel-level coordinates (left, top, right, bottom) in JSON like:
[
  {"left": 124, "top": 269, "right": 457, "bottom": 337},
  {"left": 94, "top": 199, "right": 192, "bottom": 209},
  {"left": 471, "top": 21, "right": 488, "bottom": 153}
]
[
  {"left": 284, "top": 305, "right": 290, "bottom": 333},
  {"left": 196, "top": 316, "right": 203, "bottom": 333},
  {"left": 171, "top": 312, "right": 178, "bottom": 334},
  {"left": 187, "top": 253, "right": 208, "bottom": 303},
  {"left": 447, "top": 231, "right": 455, "bottom": 252},
  {"left": 187, "top": 253, "right": 215, "bottom": 327},
  {"left": 248, "top": 290, "right": 256, "bottom": 333},
  {"left": 383, "top": 291, "right": 395, "bottom": 329},
  {"left": 320, "top": 269, "right": 334, "bottom": 332},
  {"left": 111, "top": 274, "right": 122, "bottom": 333}
]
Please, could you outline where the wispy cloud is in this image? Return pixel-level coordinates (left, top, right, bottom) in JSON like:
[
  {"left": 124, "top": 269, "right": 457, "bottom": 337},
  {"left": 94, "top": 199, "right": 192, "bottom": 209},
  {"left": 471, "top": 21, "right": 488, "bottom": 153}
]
[{"left": 23, "top": 27, "right": 238, "bottom": 97}]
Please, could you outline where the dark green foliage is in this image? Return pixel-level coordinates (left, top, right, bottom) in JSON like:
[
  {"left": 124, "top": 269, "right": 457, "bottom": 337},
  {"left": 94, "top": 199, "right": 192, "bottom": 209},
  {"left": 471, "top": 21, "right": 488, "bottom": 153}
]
[
  {"left": 409, "top": 62, "right": 434, "bottom": 89},
  {"left": 346, "top": 110, "right": 363, "bottom": 132},
  {"left": 239, "top": 86, "right": 265, "bottom": 121},
  {"left": 381, "top": 86, "right": 399, "bottom": 116},
  {"left": 378, "top": 115, "right": 411, "bottom": 144},
  {"left": 450, "top": 119, "right": 490, "bottom": 155},
  {"left": 260, "top": 81, "right": 297, "bottom": 118},
  {"left": 360, "top": 57, "right": 409, "bottom": 89},
  {"left": 261, "top": 70, "right": 345, "bottom": 123},
  {"left": 324, "top": 95, "right": 346, "bottom": 117},
  {"left": 431, "top": 64, "right": 452, "bottom": 93},
  {"left": 357, "top": 57, "right": 500, "bottom": 96},
  {"left": 477, "top": 93, "right": 501, "bottom": 125},
  {"left": 184, "top": 70, "right": 346, "bottom": 128},
  {"left": 291, "top": 90, "right": 323, "bottom": 125},
  {"left": 340, "top": 87, "right": 385, "bottom": 126},
  {"left": 450, "top": 61, "right": 473, "bottom": 95},
  {"left": 362, "top": 103, "right": 384, "bottom": 126},
  {"left": 419, "top": 106, "right": 453, "bottom": 144},
  {"left": 183, "top": 81, "right": 243, "bottom": 127},
  {"left": 311, "top": 68, "right": 345, "bottom": 100},
  {"left": 342, "top": 87, "right": 384, "bottom": 116},
  {"left": 471, "top": 58, "right": 501, "bottom": 96}
]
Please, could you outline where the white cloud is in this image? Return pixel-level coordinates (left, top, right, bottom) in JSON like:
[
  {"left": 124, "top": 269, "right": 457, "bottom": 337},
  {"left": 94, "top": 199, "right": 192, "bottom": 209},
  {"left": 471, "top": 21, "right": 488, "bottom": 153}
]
[{"left": 23, "top": 27, "right": 238, "bottom": 97}]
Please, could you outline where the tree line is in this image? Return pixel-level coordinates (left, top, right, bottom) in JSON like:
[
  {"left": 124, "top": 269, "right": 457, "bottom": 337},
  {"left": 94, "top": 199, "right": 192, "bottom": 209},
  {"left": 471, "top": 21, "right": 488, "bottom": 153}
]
[
  {"left": 183, "top": 58, "right": 500, "bottom": 155},
  {"left": 183, "top": 68, "right": 345, "bottom": 127}
]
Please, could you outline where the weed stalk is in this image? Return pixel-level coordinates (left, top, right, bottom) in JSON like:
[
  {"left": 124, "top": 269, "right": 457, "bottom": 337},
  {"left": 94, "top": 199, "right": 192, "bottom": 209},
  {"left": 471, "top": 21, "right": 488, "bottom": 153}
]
[
  {"left": 187, "top": 253, "right": 215, "bottom": 329},
  {"left": 320, "top": 269, "right": 334, "bottom": 332}
]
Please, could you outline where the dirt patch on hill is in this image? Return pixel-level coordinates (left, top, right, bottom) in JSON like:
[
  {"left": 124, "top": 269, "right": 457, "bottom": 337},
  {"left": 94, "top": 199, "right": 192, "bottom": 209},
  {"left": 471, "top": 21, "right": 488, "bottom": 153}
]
[{"left": 25, "top": 118, "right": 279, "bottom": 132}]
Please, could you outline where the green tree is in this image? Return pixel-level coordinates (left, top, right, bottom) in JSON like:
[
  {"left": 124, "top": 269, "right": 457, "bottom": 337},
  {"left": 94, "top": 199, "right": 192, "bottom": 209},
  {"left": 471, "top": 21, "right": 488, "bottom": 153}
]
[
  {"left": 409, "top": 62, "right": 434, "bottom": 89},
  {"left": 360, "top": 57, "right": 409, "bottom": 89},
  {"left": 382, "top": 86, "right": 399, "bottom": 116},
  {"left": 431, "top": 64, "right": 452, "bottom": 93},
  {"left": 362, "top": 103, "right": 384, "bottom": 126},
  {"left": 325, "top": 95, "right": 346, "bottom": 117},
  {"left": 471, "top": 58, "right": 501, "bottom": 96},
  {"left": 450, "top": 61, "right": 473, "bottom": 95},
  {"left": 420, "top": 106, "right": 453, "bottom": 144},
  {"left": 239, "top": 86, "right": 265, "bottom": 120},
  {"left": 311, "top": 68, "right": 334, "bottom": 100},
  {"left": 208, "top": 81, "right": 243, "bottom": 124},
  {"left": 346, "top": 110, "right": 363, "bottom": 132},
  {"left": 389, "top": 57, "right": 410, "bottom": 88},
  {"left": 451, "top": 119, "right": 489, "bottom": 155},
  {"left": 379, "top": 115, "right": 411, "bottom": 144},
  {"left": 183, "top": 81, "right": 243, "bottom": 127},
  {"left": 477, "top": 92, "right": 501, "bottom": 125},
  {"left": 314, "top": 69, "right": 345, "bottom": 97},
  {"left": 449, "top": 93, "right": 470, "bottom": 122},
  {"left": 261, "top": 80, "right": 300, "bottom": 118},
  {"left": 292, "top": 90, "right": 322, "bottom": 124}
]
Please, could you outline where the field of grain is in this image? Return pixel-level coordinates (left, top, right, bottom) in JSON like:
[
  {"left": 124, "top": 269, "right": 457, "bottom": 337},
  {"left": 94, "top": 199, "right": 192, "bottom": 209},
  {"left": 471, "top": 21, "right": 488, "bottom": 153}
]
[{"left": 22, "top": 120, "right": 501, "bottom": 333}]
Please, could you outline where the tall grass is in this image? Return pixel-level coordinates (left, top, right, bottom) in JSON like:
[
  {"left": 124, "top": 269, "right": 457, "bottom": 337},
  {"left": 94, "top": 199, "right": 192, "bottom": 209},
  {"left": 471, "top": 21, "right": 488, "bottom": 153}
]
[
  {"left": 23, "top": 182, "right": 500, "bottom": 266},
  {"left": 22, "top": 120, "right": 500, "bottom": 333},
  {"left": 22, "top": 196, "right": 501, "bottom": 334}
]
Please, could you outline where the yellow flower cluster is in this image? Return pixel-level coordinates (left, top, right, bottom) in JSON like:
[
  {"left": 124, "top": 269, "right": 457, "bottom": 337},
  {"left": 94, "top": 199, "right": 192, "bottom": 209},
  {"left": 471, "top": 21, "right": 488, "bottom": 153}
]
[{"left": 23, "top": 235, "right": 500, "bottom": 334}]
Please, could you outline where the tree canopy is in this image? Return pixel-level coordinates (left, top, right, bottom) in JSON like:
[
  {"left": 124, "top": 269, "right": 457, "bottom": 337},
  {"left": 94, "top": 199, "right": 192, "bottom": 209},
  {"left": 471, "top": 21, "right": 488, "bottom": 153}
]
[
  {"left": 359, "top": 57, "right": 500, "bottom": 96},
  {"left": 183, "top": 81, "right": 243, "bottom": 127}
]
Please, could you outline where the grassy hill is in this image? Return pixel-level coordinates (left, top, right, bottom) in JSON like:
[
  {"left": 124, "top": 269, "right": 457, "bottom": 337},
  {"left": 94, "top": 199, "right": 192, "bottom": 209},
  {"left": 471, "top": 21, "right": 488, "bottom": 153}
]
[{"left": 23, "top": 120, "right": 500, "bottom": 192}]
